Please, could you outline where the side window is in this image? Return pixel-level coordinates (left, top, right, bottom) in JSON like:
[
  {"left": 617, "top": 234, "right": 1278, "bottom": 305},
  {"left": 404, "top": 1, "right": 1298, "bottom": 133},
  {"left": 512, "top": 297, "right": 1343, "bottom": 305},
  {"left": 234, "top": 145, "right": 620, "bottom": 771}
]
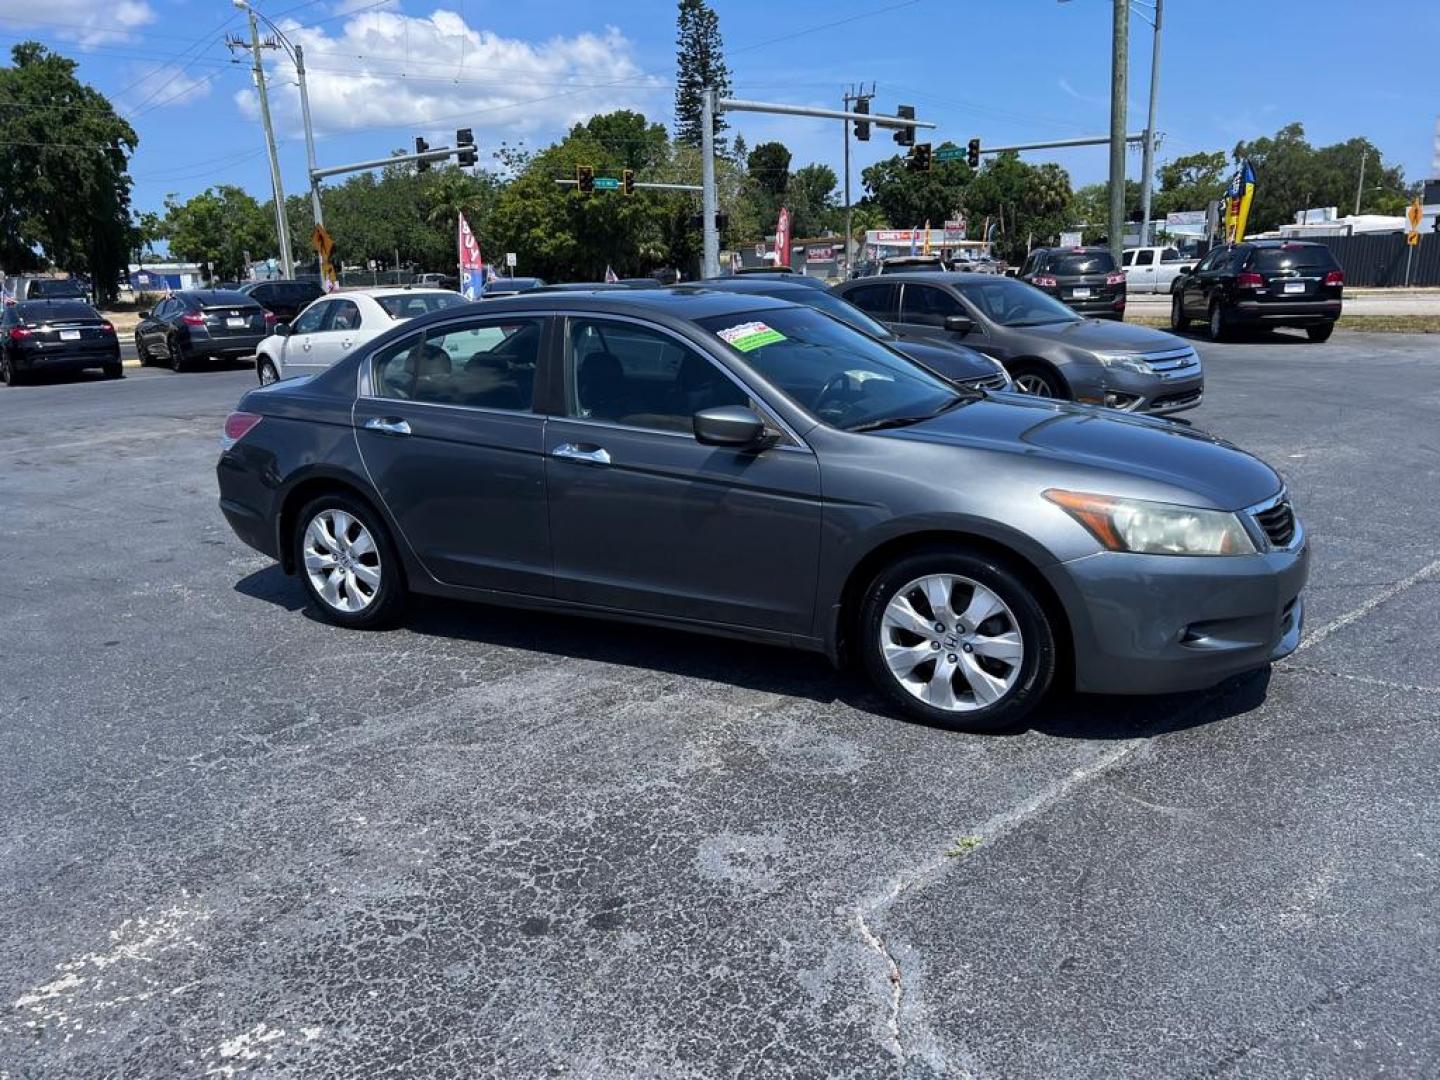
[
  {"left": 1133, "top": 249, "right": 1155, "bottom": 266},
  {"left": 902, "top": 284, "right": 963, "bottom": 327},
  {"left": 844, "top": 283, "right": 896, "bottom": 320},
  {"left": 1196, "top": 250, "right": 1223, "bottom": 273},
  {"left": 565, "top": 318, "right": 747, "bottom": 433},
  {"left": 1161, "top": 247, "right": 1180, "bottom": 262},
  {"left": 373, "top": 317, "right": 541, "bottom": 411},
  {"left": 326, "top": 300, "right": 362, "bottom": 331},
  {"left": 1120, "top": 251, "right": 1134, "bottom": 267},
  {"left": 292, "top": 302, "right": 329, "bottom": 334}
]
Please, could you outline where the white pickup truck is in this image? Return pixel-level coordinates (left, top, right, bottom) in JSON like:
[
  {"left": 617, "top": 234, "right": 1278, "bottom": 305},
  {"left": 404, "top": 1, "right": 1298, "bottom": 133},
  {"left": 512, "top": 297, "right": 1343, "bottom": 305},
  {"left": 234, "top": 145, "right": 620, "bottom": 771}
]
[{"left": 1122, "top": 246, "right": 1194, "bottom": 294}]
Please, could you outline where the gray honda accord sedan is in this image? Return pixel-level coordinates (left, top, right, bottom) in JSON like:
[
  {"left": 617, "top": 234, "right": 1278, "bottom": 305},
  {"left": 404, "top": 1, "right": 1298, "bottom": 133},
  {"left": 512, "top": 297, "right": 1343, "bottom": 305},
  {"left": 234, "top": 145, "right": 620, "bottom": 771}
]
[{"left": 217, "top": 288, "right": 1307, "bottom": 730}]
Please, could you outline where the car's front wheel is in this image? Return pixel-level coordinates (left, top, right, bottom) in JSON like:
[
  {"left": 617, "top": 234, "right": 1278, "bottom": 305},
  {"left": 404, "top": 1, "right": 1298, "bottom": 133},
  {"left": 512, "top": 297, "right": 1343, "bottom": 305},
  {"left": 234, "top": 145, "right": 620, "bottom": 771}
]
[
  {"left": 859, "top": 549, "right": 1056, "bottom": 731},
  {"left": 294, "top": 494, "right": 404, "bottom": 629},
  {"left": 258, "top": 357, "right": 280, "bottom": 385},
  {"left": 1208, "top": 300, "right": 1230, "bottom": 342},
  {"left": 1011, "top": 362, "right": 1065, "bottom": 399}
]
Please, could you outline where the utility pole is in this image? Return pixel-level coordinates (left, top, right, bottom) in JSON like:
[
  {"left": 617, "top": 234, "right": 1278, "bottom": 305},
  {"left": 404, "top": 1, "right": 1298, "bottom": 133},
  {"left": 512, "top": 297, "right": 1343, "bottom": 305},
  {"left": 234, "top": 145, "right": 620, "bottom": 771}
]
[
  {"left": 1354, "top": 146, "right": 1367, "bottom": 216},
  {"left": 244, "top": 7, "right": 293, "bottom": 278},
  {"left": 1108, "top": 0, "right": 1128, "bottom": 262},
  {"left": 701, "top": 87, "right": 719, "bottom": 279},
  {"left": 1137, "top": 0, "right": 1162, "bottom": 246},
  {"left": 294, "top": 44, "right": 322, "bottom": 230}
]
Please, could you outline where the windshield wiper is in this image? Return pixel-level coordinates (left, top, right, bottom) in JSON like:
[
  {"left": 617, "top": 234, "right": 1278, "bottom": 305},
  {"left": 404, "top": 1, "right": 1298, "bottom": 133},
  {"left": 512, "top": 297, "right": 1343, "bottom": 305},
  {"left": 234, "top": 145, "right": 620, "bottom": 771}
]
[{"left": 848, "top": 392, "right": 978, "bottom": 433}]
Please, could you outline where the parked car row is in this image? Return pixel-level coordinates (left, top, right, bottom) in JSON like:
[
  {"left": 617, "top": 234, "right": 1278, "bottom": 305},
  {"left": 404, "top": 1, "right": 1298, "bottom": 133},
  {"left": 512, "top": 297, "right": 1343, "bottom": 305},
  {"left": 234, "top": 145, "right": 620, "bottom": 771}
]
[{"left": 218, "top": 285, "right": 1307, "bottom": 733}]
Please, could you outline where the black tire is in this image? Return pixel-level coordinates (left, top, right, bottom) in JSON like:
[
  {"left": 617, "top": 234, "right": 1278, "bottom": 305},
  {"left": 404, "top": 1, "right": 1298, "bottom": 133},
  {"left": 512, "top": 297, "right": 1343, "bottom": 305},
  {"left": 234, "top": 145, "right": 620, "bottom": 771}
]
[
  {"left": 1010, "top": 362, "right": 1066, "bottom": 400},
  {"left": 134, "top": 333, "right": 149, "bottom": 366},
  {"left": 103, "top": 362, "right": 123, "bottom": 379},
  {"left": 1306, "top": 322, "right": 1334, "bottom": 343},
  {"left": 168, "top": 335, "right": 188, "bottom": 373},
  {"left": 1208, "top": 300, "right": 1230, "bottom": 342},
  {"left": 257, "top": 357, "right": 280, "bottom": 385},
  {"left": 1170, "top": 293, "right": 1189, "bottom": 331},
  {"left": 293, "top": 493, "right": 405, "bottom": 630},
  {"left": 859, "top": 548, "right": 1057, "bottom": 732},
  {"left": 0, "top": 351, "right": 21, "bottom": 386}
]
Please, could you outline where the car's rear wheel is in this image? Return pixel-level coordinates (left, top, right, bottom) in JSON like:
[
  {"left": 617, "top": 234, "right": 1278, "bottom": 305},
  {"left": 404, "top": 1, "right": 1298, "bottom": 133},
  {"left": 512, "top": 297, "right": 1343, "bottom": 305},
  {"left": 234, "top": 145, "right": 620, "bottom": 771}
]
[
  {"left": 1208, "top": 300, "right": 1230, "bottom": 342},
  {"left": 258, "top": 357, "right": 279, "bottom": 385},
  {"left": 134, "top": 333, "right": 150, "bottom": 365},
  {"left": 0, "top": 352, "right": 21, "bottom": 386},
  {"left": 859, "top": 550, "right": 1056, "bottom": 731},
  {"left": 168, "top": 335, "right": 188, "bottom": 373},
  {"left": 294, "top": 494, "right": 404, "bottom": 629},
  {"left": 103, "top": 362, "right": 123, "bottom": 379},
  {"left": 1306, "top": 322, "right": 1334, "bottom": 343},
  {"left": 1170, "top": 293, "right": 1189, "bottom": 330},
  {"left": 1011, "top": 363, "right": 1065, "bottom": 400}
]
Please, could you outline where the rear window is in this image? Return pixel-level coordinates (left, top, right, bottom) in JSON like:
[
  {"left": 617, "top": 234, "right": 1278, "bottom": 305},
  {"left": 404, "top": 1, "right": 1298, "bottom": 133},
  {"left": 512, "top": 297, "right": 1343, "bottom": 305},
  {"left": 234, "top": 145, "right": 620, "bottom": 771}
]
[
  {"left": 1249, "top": 246, "right": 1338, "bottom": 273},
  {"left": 30, "top": 280, "right": 88, "bottom": 299},
  {"left": 1049, "top": 252, "right": 1116, "bottom": 275},
  {"left": 376, "top": 291, "right": 468, "bottom": 319},
  {"left": 16, "top": 300, "right": 97, "bottom": 321}
]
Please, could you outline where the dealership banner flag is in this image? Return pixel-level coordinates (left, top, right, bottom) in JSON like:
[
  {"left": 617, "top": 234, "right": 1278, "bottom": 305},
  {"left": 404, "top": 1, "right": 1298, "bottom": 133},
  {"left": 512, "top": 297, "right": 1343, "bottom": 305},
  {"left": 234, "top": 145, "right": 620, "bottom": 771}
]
[
  {"left": 458, "top": 213, "right": 485, "bottom": 299},
  {"left": 922, "top": 220, "right": 932, "bottom": 255},
  {"left": 775, "top": 207, "right": 792, "bottom": 267},
  {"left": 1224, "top": 159, "right": 1256, "bottom": 243}
]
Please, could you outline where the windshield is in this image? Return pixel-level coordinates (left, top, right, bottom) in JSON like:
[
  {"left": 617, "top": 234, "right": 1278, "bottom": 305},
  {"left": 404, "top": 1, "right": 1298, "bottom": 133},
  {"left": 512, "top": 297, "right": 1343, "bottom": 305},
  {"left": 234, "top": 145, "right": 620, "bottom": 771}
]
[
  {"left": 377, "top": 291, "right": 468, "bottom": 319},
  {"left": 952, "top": 277, "right": 1082, "bottom": 327},
  {"left": 781, "top": 289, "right": 893, "bottom": 339},
  {"left": 697, "top": 306, "right": 960, "bottom": 432}
]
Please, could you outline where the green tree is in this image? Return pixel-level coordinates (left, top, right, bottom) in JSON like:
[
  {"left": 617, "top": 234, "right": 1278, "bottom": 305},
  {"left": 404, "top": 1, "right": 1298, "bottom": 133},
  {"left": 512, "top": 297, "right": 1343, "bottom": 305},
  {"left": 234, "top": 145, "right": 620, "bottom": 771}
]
[
  {"left": 860, "top": 145, "right": 974, "bottom": 230},
  {"left": 746, "top": 142, "right": 791, "bottom": 197},
  {"left": 1152, "top": 150, "right": 1228, "bottom": 217},
  {"left": 673, "top": 0, "right": 730, "bottom": 149},
  {"left": 788, "top": 163, "right": 838, "bottom": 238},
  {"left": 578, "top": 110, "right": 669, "bottom": 173},
  {"left": 0, "top": 42, "right": 138, "bottom": 299},
  {"left": 163, "top": 185, "right": 273, "bottom": 282},
  {"left": 964, "top": 153, "right": 1073, "bottom": 261}
]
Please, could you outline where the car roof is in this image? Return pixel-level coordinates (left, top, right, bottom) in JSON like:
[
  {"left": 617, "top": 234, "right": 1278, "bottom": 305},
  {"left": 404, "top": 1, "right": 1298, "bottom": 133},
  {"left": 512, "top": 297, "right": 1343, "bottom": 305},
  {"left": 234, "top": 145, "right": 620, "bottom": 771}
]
[
  {"left": 178, "top": 289, "right": 257, "bottom": 303},
  {"left": 406, "top": 285, "right": 794, "bottom": 330},
  {"left": 842, "top": 271, "right": 1003, "bottom": 286},
  {"left": 12, "top": 299, "right": 98, "bottom": 316},
  {"left": 240, "top": 279, "right": 317, "bottom": 288},
  {"left": 1242, "top": 239, "right": 1328, "bottom": 249},
  {"left": 696, "top": 276, "right": 818, "bottom": 295},
  {"left": 329, "top": 286, "right": 456, "bottom": 298}
]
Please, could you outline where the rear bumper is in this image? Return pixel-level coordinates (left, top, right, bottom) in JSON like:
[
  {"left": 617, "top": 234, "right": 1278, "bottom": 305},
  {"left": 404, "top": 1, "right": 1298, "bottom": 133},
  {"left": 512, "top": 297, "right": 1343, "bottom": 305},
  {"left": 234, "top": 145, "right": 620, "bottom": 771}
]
[
  {"left": 1045, "top": 541, "right": 1310, "bottom": 695},
  {"left": 1232, "top": 299, "right": 1341, "bottom": 326},
  {"left": 11, "top": 345, "right": 120, "bottom": 370},
  {"left": 192, "top": 334, "right": 266, "bottom": 359}
]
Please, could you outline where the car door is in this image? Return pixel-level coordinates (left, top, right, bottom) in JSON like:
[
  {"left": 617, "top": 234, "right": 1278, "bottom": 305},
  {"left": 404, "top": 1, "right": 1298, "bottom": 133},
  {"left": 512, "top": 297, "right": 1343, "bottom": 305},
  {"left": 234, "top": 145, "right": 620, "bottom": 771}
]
[
  {"left": 278, "top": 300, "right": 331, "bottom": 377},
  {"left": 1130, "top": 247, "right": 1156, "bottom": 293},
  {"left": 543, "top": 315, "right": 822, "bottom": 635},
  {"left": 1186, "top": 248, "right": 1227, "bottom": 315},
  {"left": 353, "top": 312, "right": 553, "bottom": 595},
  {"left": 303, "top": 298, "right": 363, "bottom": 375},
  {"left": 894, "top": 282, "right": 968, "bottom": 343}
]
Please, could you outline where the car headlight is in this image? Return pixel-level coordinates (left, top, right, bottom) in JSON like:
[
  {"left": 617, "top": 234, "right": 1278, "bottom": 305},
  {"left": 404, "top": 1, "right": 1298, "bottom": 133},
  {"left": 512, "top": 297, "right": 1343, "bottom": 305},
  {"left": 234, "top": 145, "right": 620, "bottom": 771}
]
[
  {"left": 1044, "top": 489, "right": 1257, "bottom": 556},
  {"left": 1093, "top": 351, "right": 1155, "bottom": 375}
]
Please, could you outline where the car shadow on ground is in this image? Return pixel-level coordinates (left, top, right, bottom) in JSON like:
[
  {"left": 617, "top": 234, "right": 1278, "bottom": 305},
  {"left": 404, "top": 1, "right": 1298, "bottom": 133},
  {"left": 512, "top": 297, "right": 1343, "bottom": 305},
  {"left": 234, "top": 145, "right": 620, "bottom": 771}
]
[
  {"left": 1170, "top": 326, "right": 1315, "bottom": 346},
  {"left": 235, "top": 565, "right": 1270, "bottom": 742}
]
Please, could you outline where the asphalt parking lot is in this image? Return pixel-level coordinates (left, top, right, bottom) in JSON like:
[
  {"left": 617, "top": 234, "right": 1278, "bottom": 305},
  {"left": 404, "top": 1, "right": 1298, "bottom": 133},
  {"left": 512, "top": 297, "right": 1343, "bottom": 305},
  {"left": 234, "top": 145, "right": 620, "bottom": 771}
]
[{"left": 2, "top": 331, "right": 1438, "bottom": 1078}]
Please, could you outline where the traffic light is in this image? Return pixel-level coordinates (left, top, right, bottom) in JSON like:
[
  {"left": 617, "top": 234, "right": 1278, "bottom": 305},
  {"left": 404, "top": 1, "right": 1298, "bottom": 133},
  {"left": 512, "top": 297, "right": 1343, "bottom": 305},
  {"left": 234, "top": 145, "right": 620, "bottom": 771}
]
[
  {"left": 966, "top": 137, "right": 981, "bottom": 168},
  {"left": 577, "top": 164, "right": 594, "bottom": 195},
  {"left": 909, "top": 142, "right": 932, "bottom": 172},
  {"left": 622, "top": 168, "right": 635, "bottom": 196},
  {"left": 415, "top": 136, "right": 430, "bottom": 173},
  {"left": 455, "top": 128, "right": 477, "bottom": 167},
  {"left": 893, "top": 104, "right": 915, "bottom": 147},
  {"left": 853, "top": 96, "right": 870, "bottom": 142}
]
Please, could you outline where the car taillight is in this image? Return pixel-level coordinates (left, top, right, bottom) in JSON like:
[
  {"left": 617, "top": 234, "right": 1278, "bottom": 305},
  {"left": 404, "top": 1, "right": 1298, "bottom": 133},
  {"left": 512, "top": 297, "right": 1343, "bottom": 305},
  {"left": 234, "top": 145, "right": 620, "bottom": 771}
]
[
  {"left": 1105, "top": 271, "right": 1126, "bottom": 285},
  {"left": 223, "top": 411, "right": 263, "bottom": 446},
  {"left": 182, "top": 312, "right": 206, "bottom": 326},
  {"left": 1323, "top": 270, "right": 1344, "bottom": 286},
  {"left": 1032, "top": 274, "right": 1057, "bottom": 287},
  {"left": 8, "top": 326, "right": 33, "bottom": 340},
  {"left": 1237, "top": 271, "right": 1264, "bottom": 288},
  {"left": 264, "top": 311, "right": 277, "bottom": 327},
  {"left": 100, "top": 321, "right": 116, "bottom": 334}
]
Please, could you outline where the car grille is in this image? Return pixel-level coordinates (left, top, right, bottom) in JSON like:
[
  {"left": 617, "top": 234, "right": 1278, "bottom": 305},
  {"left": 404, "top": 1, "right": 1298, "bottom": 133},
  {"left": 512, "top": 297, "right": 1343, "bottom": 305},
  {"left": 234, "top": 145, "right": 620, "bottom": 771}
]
[
  {"left": 960, "top": 372, "right": 1011, "bottom": 392},
  {"left": 1253, "top": 498, "right": 1296, "bottom": 548},
  {"left": 1141, "top": 345, "right": 1201, "bottom": 376}
]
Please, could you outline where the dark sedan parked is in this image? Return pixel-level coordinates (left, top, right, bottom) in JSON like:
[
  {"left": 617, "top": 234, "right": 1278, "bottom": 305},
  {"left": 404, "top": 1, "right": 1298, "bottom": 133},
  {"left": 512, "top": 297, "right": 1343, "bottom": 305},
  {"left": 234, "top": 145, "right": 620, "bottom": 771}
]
[
  {"left": 835, "top": 273, "right": 1203, "bottom": 415},
  {"left": 218, "top": 288, "right": 1306, "bottom": 731},
  {"left": 697, "top": 275, "right": 1011, "bottom": 392},
  {"left": 1019, "top": 246, "right": 1127, "bottom": 319},
  {"left": 239, "top": 279, "right": 324, "bottom": 324},
  {"left": 135, "top": 290, "right": 274, "bottom": 372},
  {"left": 1171, "top": 240, "right": 1343, "bottom": 342},
  {"left": 1, "top": 300, "right": 121, "bottom": 385}
]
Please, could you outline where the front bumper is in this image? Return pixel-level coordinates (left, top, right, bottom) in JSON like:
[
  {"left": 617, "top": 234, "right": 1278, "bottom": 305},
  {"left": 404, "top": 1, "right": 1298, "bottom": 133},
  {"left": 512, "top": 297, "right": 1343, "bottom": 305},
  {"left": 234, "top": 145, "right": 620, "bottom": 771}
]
[
  {"left": 1073, "top": 366, "right": 1204, "bottom": 416},
  {"left": 1044, "top": 541, "right": 1310, "bottom": 695}
]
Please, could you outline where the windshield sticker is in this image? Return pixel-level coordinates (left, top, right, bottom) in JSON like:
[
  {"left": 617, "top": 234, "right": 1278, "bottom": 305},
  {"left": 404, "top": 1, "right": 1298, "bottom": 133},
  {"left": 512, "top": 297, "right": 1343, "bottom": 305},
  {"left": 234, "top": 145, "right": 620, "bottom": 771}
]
[{"left": 718, "top": 321, "right": 785, "bottom": 352}]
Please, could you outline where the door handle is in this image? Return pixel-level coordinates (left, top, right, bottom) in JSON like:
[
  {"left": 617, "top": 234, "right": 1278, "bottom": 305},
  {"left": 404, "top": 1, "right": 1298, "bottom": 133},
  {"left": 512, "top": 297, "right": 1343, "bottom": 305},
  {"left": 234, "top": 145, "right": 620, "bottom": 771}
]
[
  {"left": 363, "top": 417, "right": 411, "bottom": 436},
  {"left": 341, "top": 338, "right": 354, "bottom": 349},
  {"left": 302, "top": 341, "right": 312, "bottom": 351},
  {"left": 552, "top": 442, "right": 610, "bottom": 466}
]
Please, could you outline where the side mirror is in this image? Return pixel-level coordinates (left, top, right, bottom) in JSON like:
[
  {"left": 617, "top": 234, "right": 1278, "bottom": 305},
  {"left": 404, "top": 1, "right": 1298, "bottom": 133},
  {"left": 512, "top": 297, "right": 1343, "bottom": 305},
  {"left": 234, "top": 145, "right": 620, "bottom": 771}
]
[
  {"left": 138, "top": 310, "right": 150, "bottom": 319},
  {"left": 944, "top": 314, "right": 974, "bottom": 335},
  {"left": 273, "top": 322, "right": 292, "bottom": 337},
  {"left": 694, "top": 405, "right": 766, "bottom": 447}
]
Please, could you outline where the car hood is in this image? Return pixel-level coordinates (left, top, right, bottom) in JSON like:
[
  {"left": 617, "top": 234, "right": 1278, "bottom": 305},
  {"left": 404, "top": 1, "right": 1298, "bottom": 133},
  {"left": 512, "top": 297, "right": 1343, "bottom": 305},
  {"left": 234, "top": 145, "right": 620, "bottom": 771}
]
[
  {"left": 1010, "top": 318, "right": 1187, "bottom": 353},
  {"left": 891, "top": 338, "right": 999, "bottom": 380},
  {"left": 884, "top": 395, "right": 1280, "bottom": 510}
]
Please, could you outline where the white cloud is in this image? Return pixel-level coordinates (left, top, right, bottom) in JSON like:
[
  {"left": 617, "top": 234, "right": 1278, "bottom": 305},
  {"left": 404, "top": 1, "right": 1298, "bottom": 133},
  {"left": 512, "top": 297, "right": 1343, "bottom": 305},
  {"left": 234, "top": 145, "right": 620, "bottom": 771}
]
[
  {"left": 120, "top": 66, "right": 213, "bottom": 114},
  {"left": 234, "top": 11, "right": 666, "bottom": 140},
  {"left": 0, "top": 0, "right": 154, "bottom": 46}
]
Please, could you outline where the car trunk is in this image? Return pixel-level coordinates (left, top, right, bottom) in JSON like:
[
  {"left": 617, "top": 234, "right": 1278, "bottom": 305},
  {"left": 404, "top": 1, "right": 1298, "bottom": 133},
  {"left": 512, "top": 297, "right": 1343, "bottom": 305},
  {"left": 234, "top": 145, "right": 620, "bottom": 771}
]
[
  {"left": 15, "top": 315, "right": 114, "bottom": 353},
  {"left": 200, "top": 303, "right": 268, "bottom": 340},
  {"left": 1246, "top": 248, "right": 1342, "bottom": 306}
]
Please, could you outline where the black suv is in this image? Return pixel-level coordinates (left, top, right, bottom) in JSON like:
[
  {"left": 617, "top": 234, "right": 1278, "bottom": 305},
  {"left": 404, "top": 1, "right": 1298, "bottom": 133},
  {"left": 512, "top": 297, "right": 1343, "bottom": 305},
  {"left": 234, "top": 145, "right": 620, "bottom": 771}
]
[
  {"left": 239, "top": 279, "right": 324, "bottom": 324},
  {"left": 1171, "top": 240, "right": 1343, "bottom": 342},
  {"left": 1019, "top": 247, "right": 1126, "bottom": 319}
]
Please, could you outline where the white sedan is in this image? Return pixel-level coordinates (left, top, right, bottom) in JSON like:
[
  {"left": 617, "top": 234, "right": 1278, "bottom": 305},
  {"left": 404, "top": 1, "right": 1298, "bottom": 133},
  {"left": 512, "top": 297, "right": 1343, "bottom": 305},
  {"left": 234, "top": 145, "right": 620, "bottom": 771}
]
[{"left": 255, "top": 287, "right": 468, "bottom": 383}]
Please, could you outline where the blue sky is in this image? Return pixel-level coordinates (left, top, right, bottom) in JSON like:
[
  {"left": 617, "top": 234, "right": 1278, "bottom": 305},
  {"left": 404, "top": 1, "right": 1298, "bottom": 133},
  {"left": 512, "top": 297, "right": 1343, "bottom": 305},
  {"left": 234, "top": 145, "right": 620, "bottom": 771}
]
[{"left": 4, "top": 0, "right": 1437, "bottom": 218}]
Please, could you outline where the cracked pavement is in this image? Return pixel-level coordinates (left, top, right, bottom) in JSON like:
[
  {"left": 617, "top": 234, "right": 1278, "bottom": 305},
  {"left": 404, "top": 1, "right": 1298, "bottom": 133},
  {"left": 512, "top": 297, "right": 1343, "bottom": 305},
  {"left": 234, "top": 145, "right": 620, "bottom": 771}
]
[{"left": 2, "top": 332, "right": 1438, "bottom": 1077}]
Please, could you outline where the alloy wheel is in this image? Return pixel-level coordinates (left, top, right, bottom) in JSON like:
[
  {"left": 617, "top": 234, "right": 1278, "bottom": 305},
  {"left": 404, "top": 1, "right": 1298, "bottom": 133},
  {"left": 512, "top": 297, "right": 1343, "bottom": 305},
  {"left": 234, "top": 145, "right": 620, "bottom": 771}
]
[
  {"left": 879, "top": 573, "right": 1024, "bottom": 712},
  {"left": 303, "top": 508, "right": 382, "bottom": 613},
  {"left": 1014, "top": 372, "right": 1055, "bottom": 397},
  {"left": 258, "top": 359, "right": 279, "bottom": 386}
]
